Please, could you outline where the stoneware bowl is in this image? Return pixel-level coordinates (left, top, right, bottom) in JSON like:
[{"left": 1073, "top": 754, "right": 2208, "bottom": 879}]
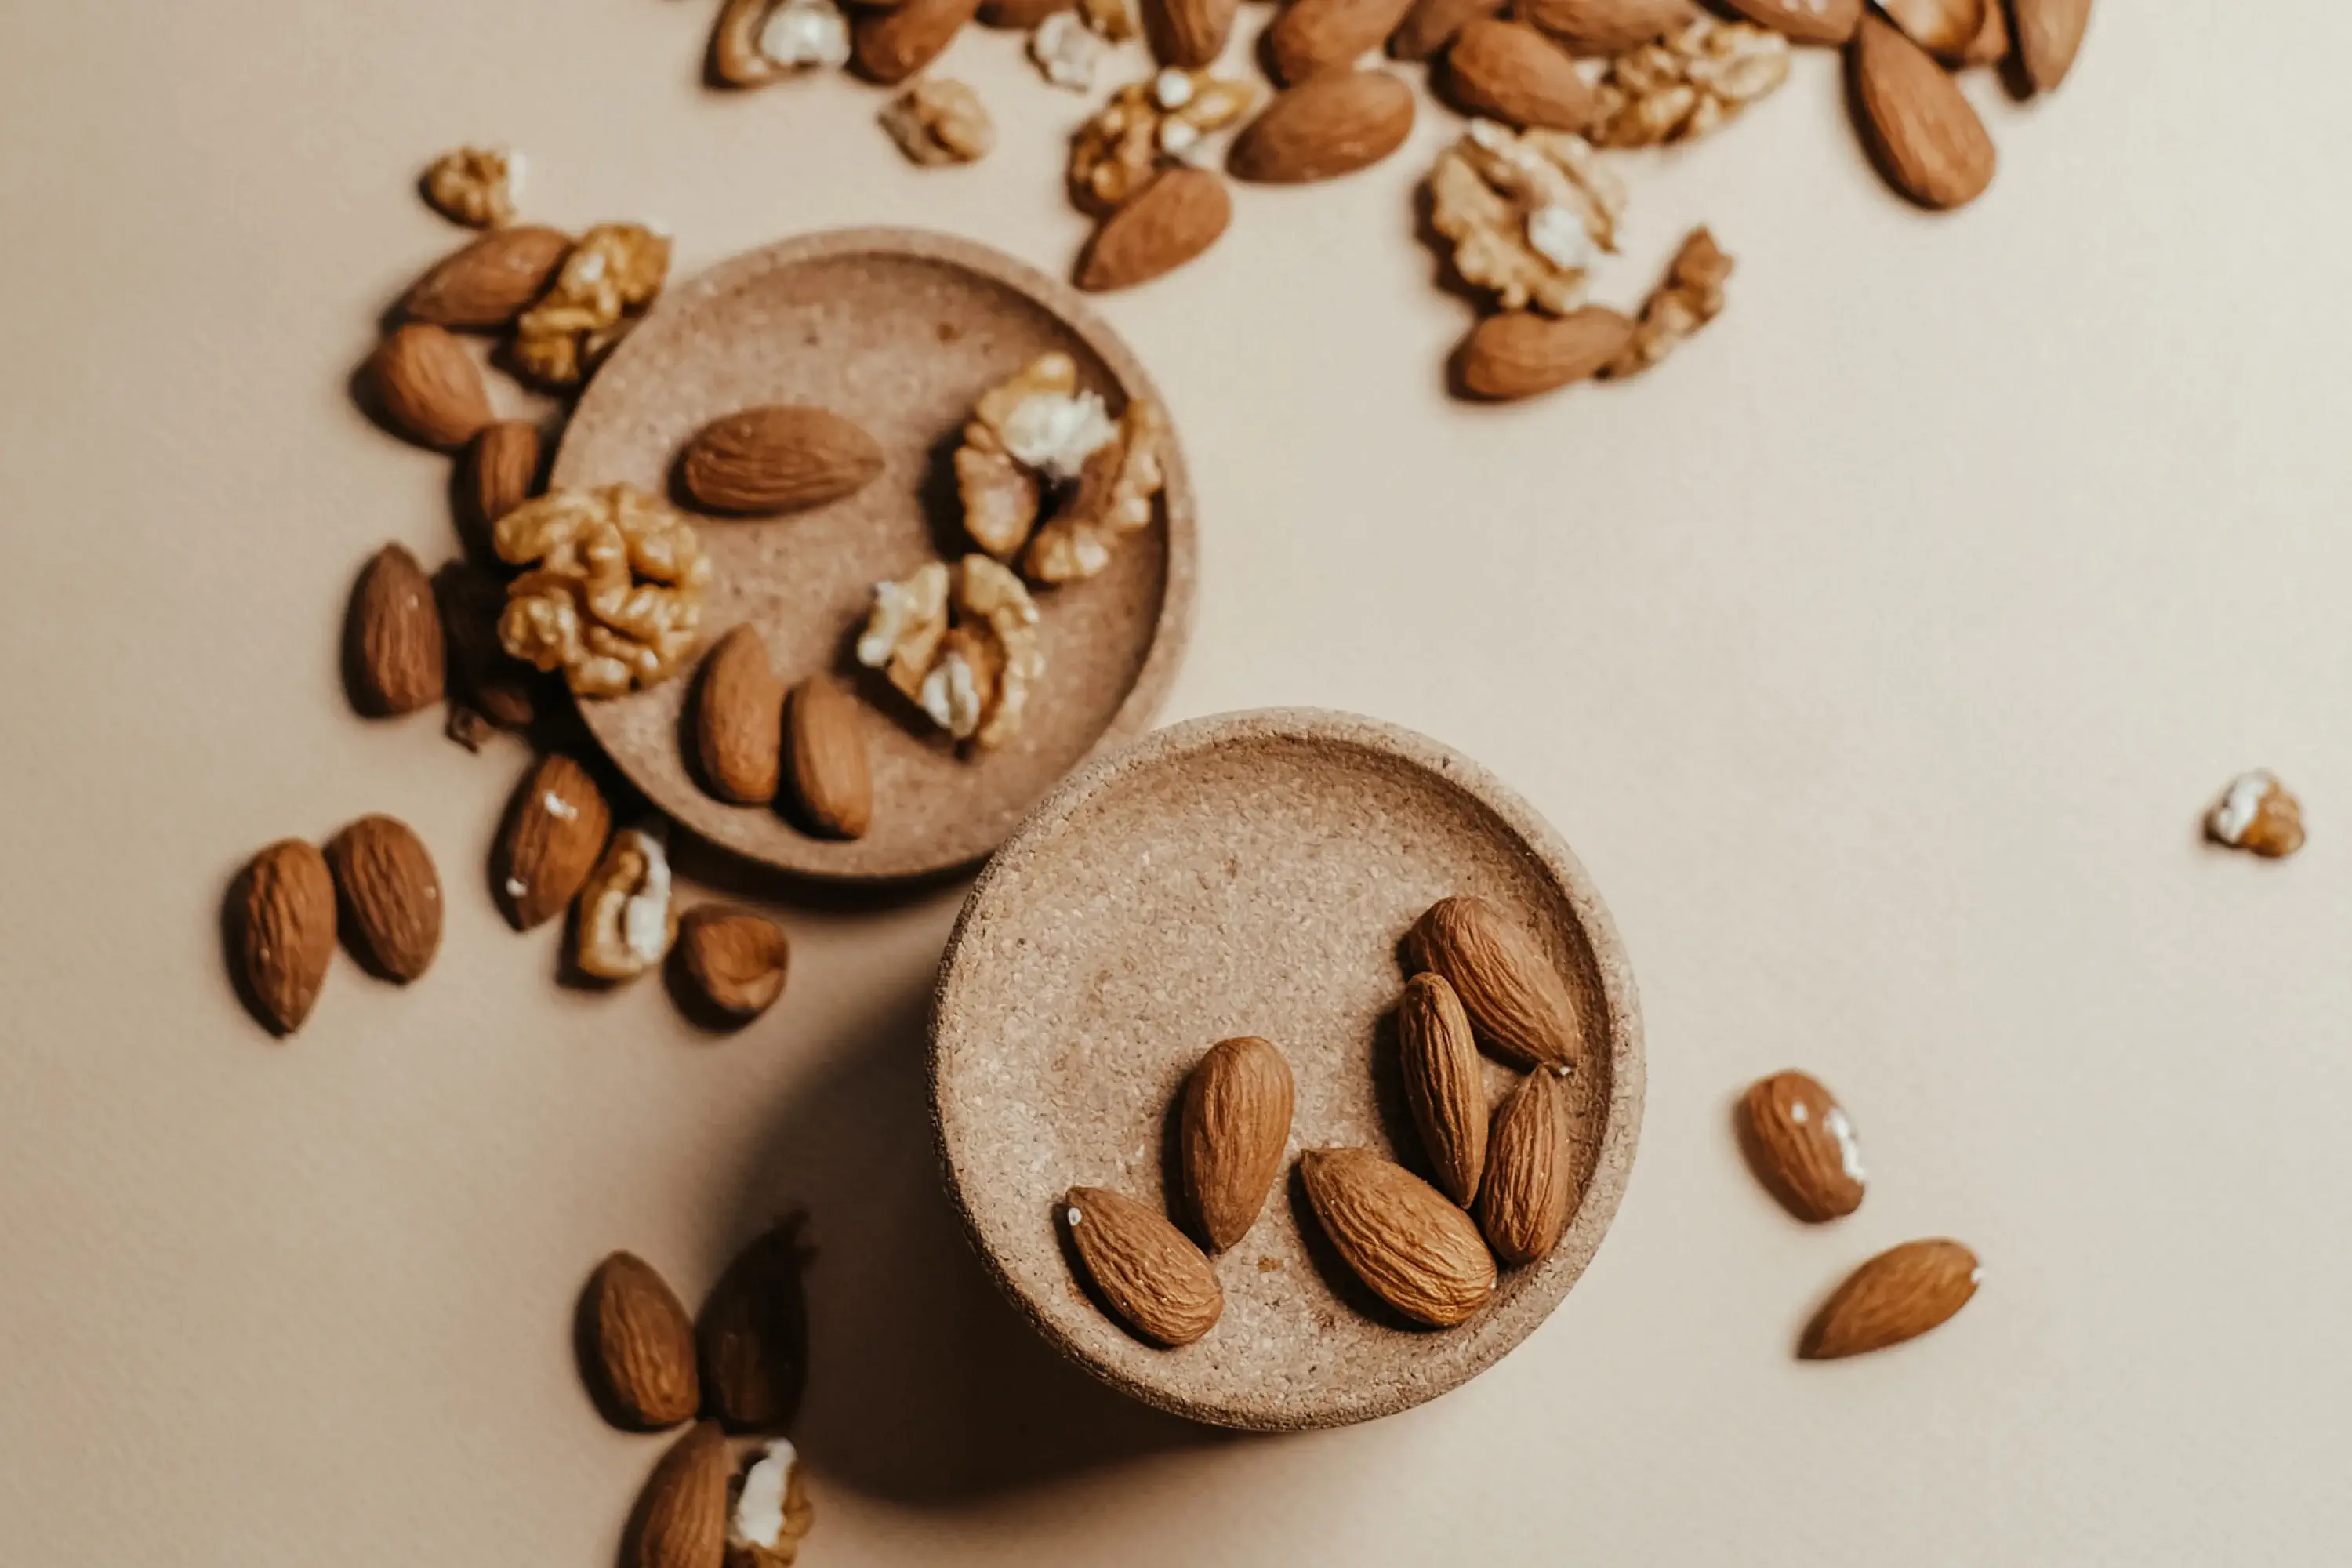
[
  {"left": 930, "top": 708, "right": 1644, "bottom": 1430},
  {"left": 551, "top": 227, "right": 1196, "bottom": 882}
]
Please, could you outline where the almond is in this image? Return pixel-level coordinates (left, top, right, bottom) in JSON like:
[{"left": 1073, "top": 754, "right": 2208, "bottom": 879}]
[
  {"left": 493, "top": 753, "right": 612, "bottom": 930},
  {"left": 1518, "top": 0, "right": 1693, "bottom": 54},
  {"left": 628, "top": 1421, "right": 728, "bottom": 1568},
  {"left": 1802, "top": 1239, "right": 1979, "bottom": 1359},
  {"left": 1399, "top": 972, "right": 1487, "bottom": 1207},
  {"left": 347, "top": 543, "right": 445, "bottom": 717},
  {"left": 466, "top": 419, "right": 541, "bottom": 529},
  {"left": 1389, "top": 0, "right": 1504, "bottom": 60},
  {"left": 586, "top": 1251, "right": 702, "bottom": 1430},
  {"left": 1143, "top": 0, "right": 1240, "bottom": 67},
  {"left": 2013, "top": 0, "right": 2089, "bottom": 92},
  {"left": 1301, "top": 1148, "right": 1496, "bottom": 1327},
  {"left": 323, "top": 815, "right": 442, "bottom": 983},
  {"left": 1960, "top": 0, "right": 2009, "bottom": 64},
  {"left": 851, "top": 0, "right": 982, "bottom": 83},
  {"left": 1850, "top": 14, "right": 1996, "bottom": 210},
  {"left": 1878, "top": 0, "right": 1982, "bottom": 56},
  {"left": 432, "top": 562, "right": 538, "bottom": 731},
  {"left": 1064, "top": 1185, "right": 1223, "bottom": 1346},
  {"left": 1076, "top": 168, "right": 1232, "bottom": 292},
  {"left": 231, "top": 840, "right": 336, "bottom": 1036},
  {"left": 1441, "top": 19, "right": 1598, "bottom": 132},
  {"left": 1179, "top": 1036, "right": 1295, "bottom": 1250},
  {"left": 1229, "top": 70, "right": 1416, "bottom": 184},
  {"left": 1403, "top": 895, "right": 1581, "bottom": 1071},
  {"left": 1719, "top": 0, "right": 1859, "bottom": 45},
  {"left": 783, "top": 677, "right": 873, "bottom": 840},
  {"left": 1478, "top": 1066, "right": 1577, "bottom": 1264},
  {"left": 698, "top": 1219, "right": 811, "bottom": 1432},
  {"left": 1456, "top": 307, "right": 1635, "bottom": 401},
  {"left": 693, "top": 626, "right": 784, "bottom": 806},
  {"left": 1742, "top": 1069, "right": 1865, "bottom": 1222},
  {"left": 674, "top": 906, "right": 792, "bottom": 1022},
  {"left": 679, "top": 405, "right": 885, "bottom": 517},
  {"left": 368, "top": 322, "right": 493, "bottom": 451},
  {"left": 980, "top": 0, "right": 1072, "bottom": 24},
  {"left": 1266, "top": 0, "right": 1418, "bottom": 85},
  {"left": 401, "top": 224, "right": 572, "bottom": 329}
]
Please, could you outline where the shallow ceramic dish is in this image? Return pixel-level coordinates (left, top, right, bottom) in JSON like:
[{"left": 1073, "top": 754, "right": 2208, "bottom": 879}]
[
  {"left": 930, "top": 709, "right": 1643, "bottom": 1430},
  {"left": 551, "top": 227, "right": 1196, "bottom": 882}
]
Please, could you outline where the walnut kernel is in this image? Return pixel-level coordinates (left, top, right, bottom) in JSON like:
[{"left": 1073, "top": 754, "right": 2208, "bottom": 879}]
[
  {"left": 1431, "top": 120, "right": 1625, "bottom": 317},
  {"left": 514, "top": 223, "right": 672, "bottom": 388},
  {"left": 422, "top": 147, "right": 521, "bottom": 229},
  {"left": 1069, "top": 71, "right": 1257, "bottom": 215},
  {"left": 1592, "top": 18, "right": 1791, "bottom": 149},
  {"left": 575, "top": 826, "right": 678, "bottom": 981},
  {"left": 880, "top": 79, "right": 996, "bottom": 167},
  {"left": 1602, "top": 227, "right": 1733, "bottom": 379},
  {"left": 495, "top": 485, "right": 709, "bottom": 698}
]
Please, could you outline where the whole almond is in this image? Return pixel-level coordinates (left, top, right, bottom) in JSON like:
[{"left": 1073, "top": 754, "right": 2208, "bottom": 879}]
[
  {"left": 980, "top": 0, "right": 1072, "bottom": 24},
  {"left": 1851, "top": 14, "right": 1996, "bottom": 209},
  {"left": 432, "top": 562, "right": 537, "bottom": 731},
  {"left": 1478, "top": 1066, "right": 1577, "bottom": 1265},
  {"left": 323, "top": 815, "right": 442, "bottom": 982},
  {"left": 1229, "top": 70, "right": 1416, "bottom": 184},
  {"left": 1266, "top": 0, "right": 1418, "bottom": 85},
  {"left": 1399, "top": 972, "right": 1487, "bottom": 1207},
  {"left": 1959, "top": 0, "right": 2009, "bottom": 64},
  {"left": 368, "top": 322, "right": 492, "bottom": 451},
  {"left": 1802, "top": 1239, "right": 1979, "bottom": 1359},
  {"left": 2013, "top": 0, "right": 2089, "bottom": 92},
  {"left": 1517, "top": 0, "right": 1693, "bottom": 54},
  {"left": 693, "top": 626, "right": 784, "bottom": 806},
  {"left": 1742, "top": 1069, "right": 1865, "bottom": 1221},
  {"left": 1301, "top": 1148, "right": 1496, "bottom": 1327},
  {"left": 1404, "top": 895, "right": 1581, "bottom": 1070},
  {"left": 493, "top": 753, "right": 613, "bottom": 930},
  {"left": 852, "top": 0, "right": 982, "bottom": 83},
  {"left": 1878, "top": 0, "right": 1982, "bottom": 57},
  {"left": 1441, "top": 19, "right": 1598, "bottom": 132},
  {"left": 586, "top": 1251, "right": 702, "bottom": 1430},
  {"left": 347, "top": 543, "right": 445, "bottom": 717},
  {"left": 1143, "top": 0, "right": 1240, "bottom": 67},
  {"left": 698, "top": 1219, "right": 811, "bottom": 1432},
  {"left": 1457, "top": 307, "right": 1635, "bottom": 401},
  {"left": 1064, "top": 1185, "right": 1224, "bottom": 1347},
  {"left": 784, "top": 677, "right": 873, "bottom": 840},
  {"left": 674, "top": 906, "right": 792, "bottom": 1022},
  {"left": 1719, "top": 0, "right": 1859, "bottom": 45},
  {"left": 401, "top": 224, "right": 572, "bottom": 329},
  {"left": 467, "top": 419, "right": 541, "bottom": 529},
  {"left": 1076, "top": 169, "right": 1232, "bottom": 292},
  {"left": 679, "top": 405, "right": 885, "bottom": 517},
  {"left": 232, "top": 840, "right": 336, "bottom": 1036},
  {"left": 629, "top": 1421, "right": 728, "bottom": 1568},
  {"left": 1179, "top": 1036, "right": 1296, "bottom": 1250},
  {"left": 1389, "top": 0, "right": 1504, "bottom": 60}
]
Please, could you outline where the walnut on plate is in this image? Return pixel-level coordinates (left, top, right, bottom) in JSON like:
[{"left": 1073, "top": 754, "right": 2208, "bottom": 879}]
[
  {"left": 1592, "top": 18, "right": 1791, "bottom": 149},
  {"left": 494, "top": 484, "right": 710, "bottom": 698},
  {"left": 880, "top": 79, "right": 996, "bottom": 166},
  {"left": 856, "top": 556, "right": 1044, "bottom": 749},
  {"left": 952, "top": 352, "right": 1167, "bottom": 583},
  {"left": 1430, "top": 119, "right": 1626, "bottom": 316},
  {"left": 422, "top": 146, "right": 521, "bottom": 228},
  {"left": 513, "top": 223, "right": 673, "bottom": 388},
  {"left": 574, "top": 826, "right": 678, "bottom": 981},
  {"left": 1069, "top": 69, "right": 1257, "bottom": 216},
  {"left": 1602, "top": 227, "right": 1733, "bottom": 379},
  {"left": 1025, "top": 396, "right": 1167, "bottom": 584}
]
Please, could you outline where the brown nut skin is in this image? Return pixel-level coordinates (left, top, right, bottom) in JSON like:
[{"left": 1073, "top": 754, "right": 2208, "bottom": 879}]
[
  {"left": 1076, "top": 168, "right": 1232, "bottom": 292},
  {"left": 584, "top": 1251, "right": 702, "bottom": 1431},
  {"left": 1403, "top": 894, "right": 1582, "bottom": 1069},
  {"left": 1849, "top": 14, "right": 1996, "bottom": 211},
  {"left": 368, "top": 322, "right": 494, "bottom": 451},
  {"left": 626, "top": 1421, "right": 729, "bottom": 1568},
  {"left": 673, "top": 906, "right": 791, "bottom": 1022},
  {"left": 697, "top": 1218, "right": 811, "bottom": 1432},
  {"left": 1388, "top": 0, "right": 1503, "bottom": 60},
  {"left": 1179, "top": 1036, "right": 1295, "bottom": 1250},
  {"left": 694, "top": 626, "right": 785, "bottom": 807},
  {"left": 1517, "top": 0, "right": 1692, "bottom": 53},
  {"left": 323, "top": 815, "right": 443, "bottom": 983},
  {"left": 1301, "top": 1148, "right": 1496, "bottom": 1327},
  {"left": 1801, "top": 1239, "right": 1980, "bottom": 1359},
  {"left": 679, "top": 405, "right": 884, "bottom": 517},
  {"left": 1476, "top": 1065, "right": 1577, "bottom": 1265},
  {"left": 1741, "top": 1069, "right": 1865, "bottom": 1221},
  {"left": 347, "top": 543, "right": 446, "bottom": 717},
  {"left": 466, "top": 419, "right": 541, "bottom": 531},
  {"left": 230, "top": 839, "right": 337, "bottom": 1036},
  {"left": 1229, "top": 71, "right": 1416, "bottom": 184},
  {"left": 492, "top": 753, "right": 613, "bottom": 931},
  {"left": 1440, "top": 19, "right": 1599, "bottom": 132},
  {"left": 1144, "top": 0, "right": 1239, "bottom": 67},
  {"left": 1265, "top": 0, "right": 1419, "bottom": 86}
]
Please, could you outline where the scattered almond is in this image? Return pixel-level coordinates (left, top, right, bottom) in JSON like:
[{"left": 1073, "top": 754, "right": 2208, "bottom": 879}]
[
  {"left": 586, "top": 1251, "right": 702, "bottom": 1430},
  {"left": 1457, "top": 307, "right": 1635, "bottom": 401},
  {"left": 2013, "top": 0, "right": 2090, "bottom": 91},
  {"left": 1478, "top": 1066, "right": 1577, "bottom": 1264},
  {"left": 1064, "top": 1185, "right": 1224, "bottom": 1346},
  {"left": 2206, "top": 771, "right": 2303, "bottom": 858},
  {"left": 1076, "top": 168, "right": 1232, "bottom": 292},
  {"left": 674, "top": 906, "right": 792, "bottom": 1022},
  {"left": 1229, "top": 70, "right": 1417, "bottom": 184},
  {"left": 784, "top": 677, "right": 873, "bottom": 840},
  {"left": 231, "top": 840, "right": 337, "bottom": 1036},
  {"left": 695, "top": 627, "right": 786, "bottom": 807},
  {"left": 1388, "top": 0, "right": 1504, "bottom": 60},
  {"left": 323, "top": 815, "right": 442, "bottom": 983},
  {"left": 493, "top": 753, "right": 613, "bottom": 931},
  {"left": 1143, "top": 0, "right": 1239, "bottom": 67},
  {"left": 1399, "top": 972, "right": 1487, "bottom": 1207},
  {"left": 1802, "top": 1238, "right": 1979, "bottom": 1359},
  {"left": 348, "top": 543, "right": 445, "bottom": 717},
  {"left": 1179, "top": 1036, "right": 1296, "bottom": 1250},
  {"left": 629, "top": 1421, "right": 729, "bottom": 1568},
  {"left": 1878, "top": 0, "right": 1983, "bottom": 58},
  {"left": 1404, "top": 895, "right": 1581, "bottom": 1071},
  {"left": 1719, "top": 0, "right": 1859, "bottom": 44},
  {"left": 1441, "top": 19, "right": 1598, "bottom": 132},
  {"left": 1850, "top": 14, "right": 1996, "bottom": 209},
  {"left": 1266, "top": 0, "right": 1419, "bottom": 86},
  {"left": 369, "top": 322, "right": 495, "bottom": 451},
  {"left": 699, "top": 1219, "right": 812, "bottom": 1432},
  {"left": 466, "top": 419, "right": 542, "bottom": 529},
  {"left": 851, "top": 0, "right": 982, "bottom": 82},
  {"left": 1742, "top": 1069, "right": 1865, "bottom": 1221},
  {"left": 1517, "top": 0, "right": 1693, "bottom": 54},
  {"left": 401, "top": 225, "right": 573, "bottom": 330},
  {"left": 1301, "top": 1148, "right": 1496, "bottom": 1327},
  {"left": 1960, "top": 0, "right": 2010, "bottom": 64},
  {"left": 681, "top": 405, "right": 886, "bottom": 516}
]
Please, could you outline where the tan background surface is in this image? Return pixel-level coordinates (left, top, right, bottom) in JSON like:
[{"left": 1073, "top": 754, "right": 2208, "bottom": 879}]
[{"left": 2, "top": 2, "right": 2347, "bottom": 1562}]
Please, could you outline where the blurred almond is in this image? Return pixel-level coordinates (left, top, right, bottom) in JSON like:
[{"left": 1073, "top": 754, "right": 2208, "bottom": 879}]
[
  {"left": 1477, "top": 1066, "right": 1577, "bottom": 1265},
  {"left": 1960, "top": 0, "right": 2009, "bottom": 63},
  {"left": 1851, "top": 14, "right": 1996, "bottom": 209},
  {"left": 1404, "top": 895, "right": 1581, "bottom": 1070},
  {"left": 1180, "top": 1036, "right": 1295, "bottom": 1250},
  {"left": 2013, "top": 0, "right": 2089, "bottom": 91},
  {"left": 1064, "top": 1185, "right": 1224, "bottom": 1346},
  {"left": 629, "top": 1421, "right": 728, "bottom": 1568},
  {"left": 1517, "top": 0, "right": 1693, "bottom": 53},
  {"left": 1802, "top": 1239, "right": 1980, "bottom": 1359},
  {"left": 586, "top": 1251, "right": 702, "bottom": 1430},
  {"left": 324, "top": 815, "right": 442, "bottom": 983},
  {"left": 1266, "top": 0, "right": 1418, "bottom": 85},
  {"left": 1457, "top": 308, "right": 1635, "bottom": 401},
  {"left": 852, "top": 0, "right": 981, "bottom": 82},
  {"left": 369, "top": 322, "right": 493, "bottom": 450},
  {"left": 1144, "top": 0, "right": 1240, "bottom": 66},
  {"left": 493, "top": 753, "right": 612, "bottom": 930},
  {"left": 1301, "top": 1148, "right": 1496, "bottom": 1327},
  {"left": 694, "top": 626, "right": 785, "bottom": 807},
  {"left": 1878, "top": 0, "right": 1983, "bottom": 57},
  {"left": 1389, "top": 0, "right": 1503, "bottom": 60},
  {"left": 347, "top": 543, "right": 445, "bottom": 717},
  {"left": 1229, "top": 70, "right": 1416, "bottom": 183},
  {"left": 680, "top": 405, "right": 884, "bottom": 517},
  {"left": 1076, "top": 168, "right": 1232, "bottom": 292},
  {"left": 231, "top": 840, "right": 336, "bottom": 1036},
  {"left": 1742, "top": 1069, "right": 1865, "bottom": 1221},
  {"left": 467, "top": 419, "right": 541, "bottom": 529},
  {"left": 674, "top": 906, "right": 791, "bottom": 1022},
  {"left": 1399, "top": 972, "right": 1486, "bottom": 1206},
  {"left": 1719, "top": 0, "right": 1860, "bottom": 44},
  {"left": 1441, "top": 19, "right": 1598, "bottom": 131},
  {"left": 401, "top": 224, "right": 572, "bottom": 329}
]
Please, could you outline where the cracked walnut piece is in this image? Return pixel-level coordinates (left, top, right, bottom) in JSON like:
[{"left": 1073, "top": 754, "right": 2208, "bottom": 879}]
[
  {"left": 953, "top": 353, "right": 1167, "bottom": 583},
  {"left": 857, "top": 557, "right": 1044, "bottom": 749},
  {"left": 1025, "top": 397, "right": 1167, "bottom": 584},
  {"left": 1069, "top": 70, "right": 1257, "bottom": 215},
  {"left": 1603, "top": 227, "right": 1733, "bottom": 379},
  {"left": 575, "top": 826, "right": 678, "bottom": 981},
  {"left": 880, "top": 79, "right": 996, "bottom": 166},
  {"left": 1592, "top": 18, "right": 1791, "bottom": 148},
  {"left": 1032, "top": 12, "right": 1107, "bottom": 91},
  {"left": 514, "top": 223, "right": 673, "bottom": 388},
  {"left": 728, "top": 1439, "right": 815, "bottom": 1568},
  {"left": 495, "top": 485, "right": 710, "bottom": 698},
  {"left": 1430, "top": 119, "right": 1626, "bottom": 316},
  {"left": 2207, "top": 771, "right": 2304, "bottom": 858},
  {"left": 422, "top": 147, "right": 521, "bottom": 228}
]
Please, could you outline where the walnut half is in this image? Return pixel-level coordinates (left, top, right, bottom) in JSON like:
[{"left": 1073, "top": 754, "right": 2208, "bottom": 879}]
[
  {"left": 1430, "top": 120, "right": 1626, "bottom": 318},
  {"left": 514, "top": 223, "right": 673, "bottom": 388},
  {"left": 856, "top": 556, "right": 1044, "bottom": 749},
  {"left": 495, "top": 485, "right": 710, "bottom": 697},
  {"left": 953, "top": 353, "right": 1167, "bottom": 584}
]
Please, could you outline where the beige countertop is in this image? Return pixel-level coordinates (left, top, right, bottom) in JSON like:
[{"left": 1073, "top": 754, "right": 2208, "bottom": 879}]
[{"left": 3, "top": 2, "right": 2347, "bottom": 1561}]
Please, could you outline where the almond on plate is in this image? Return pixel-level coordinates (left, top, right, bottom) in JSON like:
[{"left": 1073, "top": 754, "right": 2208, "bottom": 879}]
[
  {"left": 401, "top": 225, "right": 572, "bottom": 329},
  {"left": 1802, "top": 1238, "right": 1980, "bottom": 1359},
  {"left": 698, "top": 1218, "right": 811, "bottom": 1432},
  {"left": 1742, "top": 1069, "right": 1865, "bottom": 1221},
  {"left": 1849, "top": 14, "right": 1996, "bottom": 209},
  {"left": 1389, "top": 0, "right": 1504, "bottom": 59},
  {"left": 1442, "top": 20, "right": 1598, "bottom": 131},
  {"left": 1076, "top": 168, "right": 1232, "bottom": 292},
  {"left": 1229, "top": 70, "right": 1416, "bottom": 184},
  {"left": 1265, "top": 0, "right": 1419, "bottom": 85},
  {"left": 368, "top": 322, "right": 494, "bottom": 451},
  {"left": 1064, "top": 1185, "right": 1224, "bottom": 1346},
  {"left": 1478, "top": 1066, "right": 1577, "bottom": 1265},
  {"left": 673, "top": 905, "right": 792, "bottom": 1022},
  {"left": 347, "top": 543, "right": 445, "bottom": 717},
  {"left": 493, "top": 753, "right": 613, "bottom": 930},
  {"left": 679, "top": 405, "right": 884, "bottom": 516},
  {"left": 694, "top": 626, "right": 786, "bottom": 807},
  {"left": 1403, "top": 895, "right": 1581, "bottom": 1071},
  {"left": 1301, "top": 1148, "right": 1496, "bottom": 1327},
  {"left": 2013, "top": 0, "right": 2091, "bottom": 91},
  {"left": 628, "top": 1421, "right": 729, "bottom": 1568},
  {"left": 783, "top": 677, "right": 873, "bottom": 840},
  {"left": 585, "top": 1251, "right": 702, "bottom": 1430},
  {"left": 1457, "top": 308, "right": 1635, "bottom": 401},
  {"left": 230, "top": 839, "right": 336, "bottom": 1036},
  {"left": 1143, "top": 0, "right": 1240, "bottom": 67},
  {"left": 1719, "top": 0, "right": 1860, "bottom": 45},
  {"left": 1180, "top": 1035, "right": 1295, "bottom": 1250},
  {"left": 323, "top": 814, "right": 442, "bottom": 982},
  {"left": 1517, "top": 0, "right": 1693, "bottom": 53},
  {"left": 1399, "top": 972, "right": 1487, "bottom": 1207}
]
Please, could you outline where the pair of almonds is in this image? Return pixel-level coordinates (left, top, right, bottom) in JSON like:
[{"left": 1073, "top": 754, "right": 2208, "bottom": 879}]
[
  {"left": 584, "top": 1219, "right": 811, "bottom": 1436},
  {"left": 368, "top": 227, "right": 569, "bottom": 450},
  {"left": 695, "top": 626, "right": 874, "bottom": 841},
  {"left": 230, "top": 816, "right": 442, "bottom": 1034},
  {"left": 1849, "top": 0, "right": 2089, "bottom": 210}
]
